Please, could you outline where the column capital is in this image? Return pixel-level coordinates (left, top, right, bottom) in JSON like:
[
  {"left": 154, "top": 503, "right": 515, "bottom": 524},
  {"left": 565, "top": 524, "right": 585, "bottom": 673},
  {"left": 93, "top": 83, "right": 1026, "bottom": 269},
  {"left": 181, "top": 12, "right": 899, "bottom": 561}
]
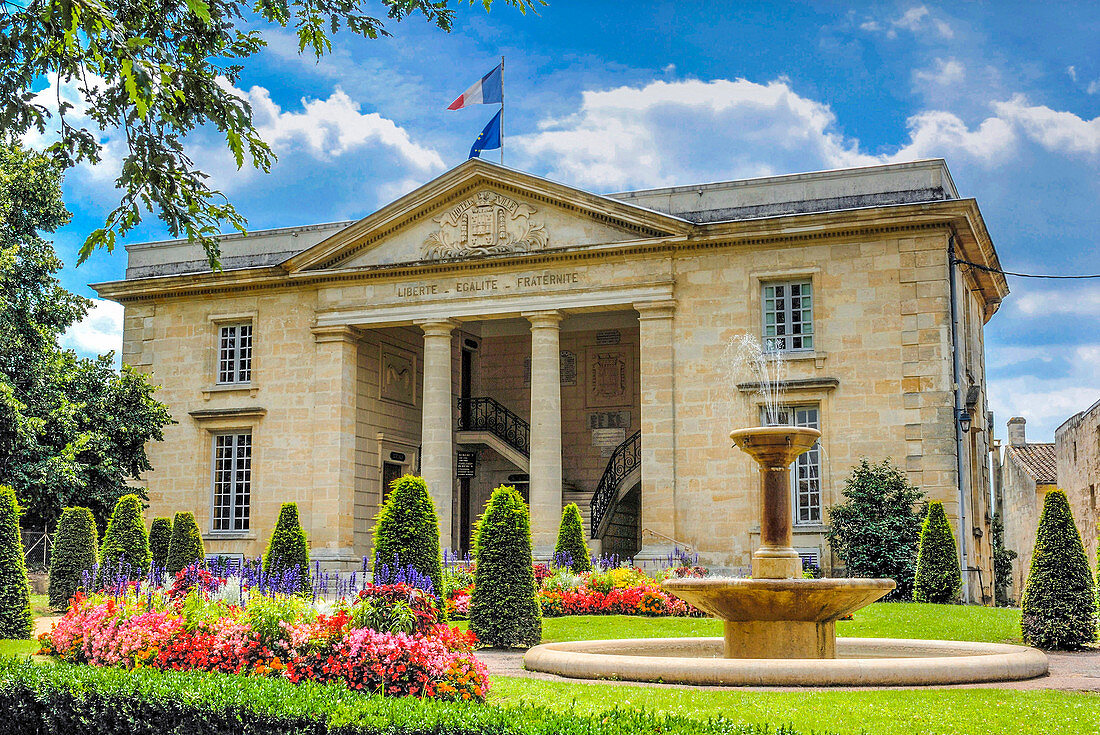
[
  {"left": 311, "top": 325, "right": 360, "bottom": 344},
  {"left": 634, "top": 299, "right": 677, "bottom": 320},
  {"left": 416, "top": 319, "right": 458, "bottom": 337},
  {"left": 522, "top": 310, "right": 564, "bottom": 328}
]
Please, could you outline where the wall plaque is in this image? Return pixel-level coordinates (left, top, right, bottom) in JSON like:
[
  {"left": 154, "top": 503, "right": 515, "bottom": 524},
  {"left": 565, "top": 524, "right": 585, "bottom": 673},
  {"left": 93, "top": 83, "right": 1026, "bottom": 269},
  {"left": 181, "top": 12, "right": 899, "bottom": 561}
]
[
  {"left": 456, "top": 451, "right": 477, "bottom": 478},
  {"left": 585, "top": 347, "right": 633, "bottom": 408},
  {"left": 560, "top": 350, "right": 577, "bottom": 386},
  {"left": 589, "top": 411, "right": 631, "bottom": 429},
  {"left": 596, "top": 330, "right": 621, "bottom": 345},
  {"left": 379, "top": 345, "right": 416, "bottom": 406}
]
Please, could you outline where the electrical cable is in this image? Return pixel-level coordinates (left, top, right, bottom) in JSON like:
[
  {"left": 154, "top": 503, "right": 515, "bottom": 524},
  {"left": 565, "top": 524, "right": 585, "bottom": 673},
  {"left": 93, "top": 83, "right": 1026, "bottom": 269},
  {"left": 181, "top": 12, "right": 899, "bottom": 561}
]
[{"left": 953, "top": 257, "right": 1100, "bottom": 279}]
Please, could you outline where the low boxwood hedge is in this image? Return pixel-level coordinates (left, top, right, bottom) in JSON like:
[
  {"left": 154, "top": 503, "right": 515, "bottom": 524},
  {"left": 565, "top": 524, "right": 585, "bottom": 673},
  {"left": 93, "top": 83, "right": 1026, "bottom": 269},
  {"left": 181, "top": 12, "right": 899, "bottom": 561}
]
[{"left": 0, "top": 657, "right": 818, "bottom": 735}]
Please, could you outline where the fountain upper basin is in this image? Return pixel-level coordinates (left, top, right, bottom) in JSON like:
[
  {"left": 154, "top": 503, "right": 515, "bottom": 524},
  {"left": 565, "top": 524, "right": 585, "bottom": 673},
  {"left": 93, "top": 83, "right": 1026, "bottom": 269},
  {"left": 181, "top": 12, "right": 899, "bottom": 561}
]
[{"left": 662, "top": 577, "right": 896, "bottom": 623}]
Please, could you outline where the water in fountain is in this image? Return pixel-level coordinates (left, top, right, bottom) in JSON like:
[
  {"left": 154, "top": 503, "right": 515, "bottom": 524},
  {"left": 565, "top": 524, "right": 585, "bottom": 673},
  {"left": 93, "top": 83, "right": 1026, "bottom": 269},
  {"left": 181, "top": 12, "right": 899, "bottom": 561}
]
[{"left": 722, "top": 334, "right": 788, "bottom": 426}]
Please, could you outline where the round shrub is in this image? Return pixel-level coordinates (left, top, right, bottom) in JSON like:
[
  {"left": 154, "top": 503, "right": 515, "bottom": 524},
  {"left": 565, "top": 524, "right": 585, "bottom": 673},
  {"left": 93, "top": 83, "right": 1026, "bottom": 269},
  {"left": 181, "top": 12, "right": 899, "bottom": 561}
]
[
  {"left": 263, "top": 502, "right": 312, "bottom": 594},
  {"left": 1021, "top": 489, "right": 1098, "bottom": 649},
  {"left": 554, "top": 503, "right": 592, "bottom": 573},
  {"left": 0, "top": 486, "right": 32, "bottom": 638},
  {"left": 149, "top": 517, "right": 172, "bottom": 570},
  {"left": 48, "top": 507, "right": 98, "bottom": 609},
  {"left": 372, "top": 475, "right": 442, "bottom": 596},
  {"left": 99, "top": 493, "right": 151, "bottom": 580},
  {"left": 166, "top": 512, "right": 206, "bottom": 575},
  {"left": 470, "top": 485, "right": 542, "bottom": 648},
  {"left": 913, "top": 500, "right": 961, "bottom": 603}
]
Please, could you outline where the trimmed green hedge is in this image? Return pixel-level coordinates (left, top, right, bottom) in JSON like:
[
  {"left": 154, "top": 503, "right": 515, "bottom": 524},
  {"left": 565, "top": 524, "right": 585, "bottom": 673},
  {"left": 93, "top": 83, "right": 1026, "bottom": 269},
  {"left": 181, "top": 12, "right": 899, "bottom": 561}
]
[
  {"left": 1021, "top": 489, "right": 1098, "bottom": 649},
  {"left": 554, "top": 503, "right": 592, "bottom": 573},
  {"left": 0, "top": 486, "right": 32, "bottom": 639},
  {"left": 149, "top": 517, "right": 172, "bottom": 570},
  {"left": 0, "top": 658, "right": 812, "bottom": 735},
  {"left": 48, "top": 506, "right": 99, "bottom": 609},
  {"left": 372, "top": 475, "right": 443, "bottom": 595},
  {"left": 470, "top": 485, "right": 541, "bottom": 648},
  {"left": 913, "top": 501, "right": 961, "bottom": 604},
  {"left": 166, "top": 512, "right": 206, "bottom": 575},
  {"left": 99, "top": 494, "right": 151, "bottom": 580},
  {"left": 263, "top": 502, "right": 312, "bottom": 593}
]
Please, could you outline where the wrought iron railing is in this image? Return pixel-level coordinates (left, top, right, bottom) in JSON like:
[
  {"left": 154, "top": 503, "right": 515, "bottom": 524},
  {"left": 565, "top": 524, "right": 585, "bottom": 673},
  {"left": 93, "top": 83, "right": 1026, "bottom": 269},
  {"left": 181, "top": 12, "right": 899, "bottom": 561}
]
[
  {"left": 589, "top": 430, "right": 640, "bottom": 538},
  {"left": 456, "top": 396, "right": 530, "bottom": 457}
]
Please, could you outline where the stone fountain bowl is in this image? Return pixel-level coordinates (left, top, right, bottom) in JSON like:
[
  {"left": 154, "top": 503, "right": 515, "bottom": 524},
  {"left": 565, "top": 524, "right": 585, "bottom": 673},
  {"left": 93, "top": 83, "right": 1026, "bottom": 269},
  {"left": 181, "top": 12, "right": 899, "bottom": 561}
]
[
  {"left": 662, "top": 577, "right": 896, "bottom": 623},
  {"left": 729, "top": 426, "right": 821, "bottom": 468}
]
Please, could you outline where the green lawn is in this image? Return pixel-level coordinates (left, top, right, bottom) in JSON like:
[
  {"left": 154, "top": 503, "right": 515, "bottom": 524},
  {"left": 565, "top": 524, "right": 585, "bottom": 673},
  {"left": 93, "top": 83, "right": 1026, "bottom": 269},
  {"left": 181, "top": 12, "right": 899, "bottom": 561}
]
[
  {"left": 490, "top": 677, "right": 1100, "bottom": 735},
  {"left": 456, "top": 602, "right": 1025, "bottom": 645},
  {"left": 0, "top": 640, "right": 39, "bottom": 657}
]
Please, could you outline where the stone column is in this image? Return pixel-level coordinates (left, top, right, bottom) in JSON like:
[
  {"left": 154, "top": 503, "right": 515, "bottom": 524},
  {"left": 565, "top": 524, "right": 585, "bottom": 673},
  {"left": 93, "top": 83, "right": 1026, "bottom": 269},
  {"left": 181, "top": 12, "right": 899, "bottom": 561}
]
[
  {"left": 417, "top": 319, "right": 456, "bottom": 549},
  {"left": 310, "top": 325, "right": 360, "bottom": 570},
  {"left": 634, "top": 300, "right": 678, "bottom": 559},
  {"left": 524, "top": 310, "right": 564, "bottom": 557}
]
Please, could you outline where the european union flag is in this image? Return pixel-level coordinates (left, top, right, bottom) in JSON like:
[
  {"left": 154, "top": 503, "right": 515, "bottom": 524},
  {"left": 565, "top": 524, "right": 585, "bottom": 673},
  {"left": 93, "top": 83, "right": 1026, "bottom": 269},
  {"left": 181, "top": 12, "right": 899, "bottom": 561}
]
[{"left": 468, "top": 109, "right": 502, "bottom": 159}]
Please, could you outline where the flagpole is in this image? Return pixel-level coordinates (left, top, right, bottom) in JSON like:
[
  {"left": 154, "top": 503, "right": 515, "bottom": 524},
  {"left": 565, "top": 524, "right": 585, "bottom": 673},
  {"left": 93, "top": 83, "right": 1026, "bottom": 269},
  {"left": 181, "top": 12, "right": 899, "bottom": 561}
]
[{"left": 499, "top": 55, "right": 505, "bottom": 165}]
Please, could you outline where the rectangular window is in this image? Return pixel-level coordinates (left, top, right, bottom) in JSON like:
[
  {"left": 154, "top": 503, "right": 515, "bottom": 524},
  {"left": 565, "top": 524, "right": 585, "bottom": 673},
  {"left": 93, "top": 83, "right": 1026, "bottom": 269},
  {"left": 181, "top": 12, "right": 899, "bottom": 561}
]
[
  {"left": 763, "top": 405, "right": 822, "bottom": 525},
  {"left": 217, "top": 323, "right": 253, "bottom": 384},
  {"left": 763, "top": 280, "right": 813, "bottom": 351},
  {"left": 212, "top": 432, "right": 251, "bottom": 531}
]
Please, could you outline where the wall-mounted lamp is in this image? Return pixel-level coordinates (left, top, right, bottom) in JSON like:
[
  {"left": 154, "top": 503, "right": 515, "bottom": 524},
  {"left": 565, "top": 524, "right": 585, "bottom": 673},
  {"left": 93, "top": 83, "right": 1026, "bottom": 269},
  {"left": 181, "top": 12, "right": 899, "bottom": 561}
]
[{"left": 956, "top": 408, "right": 972, "bottom": 434}]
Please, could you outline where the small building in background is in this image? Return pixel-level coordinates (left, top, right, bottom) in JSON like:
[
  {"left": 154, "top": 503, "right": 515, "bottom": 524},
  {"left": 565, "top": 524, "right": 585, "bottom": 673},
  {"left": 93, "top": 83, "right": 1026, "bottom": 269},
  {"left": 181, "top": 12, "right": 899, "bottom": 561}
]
[
  {"left": 1055, "top": 398, "right": 1100, "bottom": 571},
  {"left": 998, "top": 417, "right": 1057, "bottom": 599}
]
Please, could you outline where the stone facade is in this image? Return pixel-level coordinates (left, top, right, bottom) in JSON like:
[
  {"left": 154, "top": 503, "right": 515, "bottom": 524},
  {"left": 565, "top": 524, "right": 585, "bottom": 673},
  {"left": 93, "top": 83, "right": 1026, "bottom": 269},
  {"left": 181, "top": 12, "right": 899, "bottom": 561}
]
[
  {"left": 1055, "top": 399, "right": 1100, "bottom": 570},
  {"left": 95, "top": 159, "right": 1008, "bottom": 601},
  {"left": 997, "top": 417, "right": 1058, "bottom": 600}
]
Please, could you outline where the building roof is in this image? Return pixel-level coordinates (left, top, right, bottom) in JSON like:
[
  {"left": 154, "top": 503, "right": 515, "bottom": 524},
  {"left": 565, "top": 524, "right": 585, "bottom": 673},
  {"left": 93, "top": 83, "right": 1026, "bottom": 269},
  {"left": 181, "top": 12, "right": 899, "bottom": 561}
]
[{"left": 1006, "top": 443, "right": 1057, "bottom": 485}]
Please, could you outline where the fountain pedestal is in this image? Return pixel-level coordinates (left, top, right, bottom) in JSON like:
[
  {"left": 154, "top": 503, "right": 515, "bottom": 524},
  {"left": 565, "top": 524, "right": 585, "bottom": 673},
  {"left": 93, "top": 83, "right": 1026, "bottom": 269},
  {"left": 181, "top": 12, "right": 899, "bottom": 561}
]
[{"left": 663, "top": 426, "right": 895, "bottom": 660}]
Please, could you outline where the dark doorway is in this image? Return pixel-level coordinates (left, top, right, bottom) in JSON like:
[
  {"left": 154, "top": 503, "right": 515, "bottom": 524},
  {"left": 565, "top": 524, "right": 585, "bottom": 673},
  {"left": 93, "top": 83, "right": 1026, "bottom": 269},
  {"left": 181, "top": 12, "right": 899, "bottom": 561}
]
[
  {"left": 460, "top": 349, "right": 473, "bottom": 426},
  {"left": 458, "top": 477, "right": 472, "bottom": 554},
  {"left": 382, "top": 461, "right": 403, "bottom": 504}
]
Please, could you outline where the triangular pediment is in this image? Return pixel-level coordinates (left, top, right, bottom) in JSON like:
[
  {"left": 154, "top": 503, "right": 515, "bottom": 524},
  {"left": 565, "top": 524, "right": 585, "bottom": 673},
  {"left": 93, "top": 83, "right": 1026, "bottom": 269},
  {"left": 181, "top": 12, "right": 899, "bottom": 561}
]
[{"left": 282, "top": 160, "right": 691, "bottom": 273}]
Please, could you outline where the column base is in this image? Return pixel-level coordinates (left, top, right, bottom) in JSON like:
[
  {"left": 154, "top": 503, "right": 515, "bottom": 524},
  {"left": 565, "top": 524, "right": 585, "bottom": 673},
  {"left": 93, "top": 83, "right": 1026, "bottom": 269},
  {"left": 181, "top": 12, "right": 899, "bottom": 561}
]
[
  {"left": 751, "top": 548, "right": 803, "bottom": 579},
  {"left": 723, "top": 620, "right": 836, "bottom": 659}
]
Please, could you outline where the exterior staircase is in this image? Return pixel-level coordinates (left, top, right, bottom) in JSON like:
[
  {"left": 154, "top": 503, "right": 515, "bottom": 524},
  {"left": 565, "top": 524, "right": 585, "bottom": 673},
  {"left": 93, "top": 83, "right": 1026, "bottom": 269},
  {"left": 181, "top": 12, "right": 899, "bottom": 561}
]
[{"left": 561, "top": 482, "right": 594, "bottom": 539}]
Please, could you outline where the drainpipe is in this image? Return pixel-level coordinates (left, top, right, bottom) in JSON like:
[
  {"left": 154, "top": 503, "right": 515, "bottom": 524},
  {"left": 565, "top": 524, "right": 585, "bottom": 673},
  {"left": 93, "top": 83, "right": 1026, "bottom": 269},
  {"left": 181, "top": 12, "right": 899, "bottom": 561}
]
[{"left": 948, "top": 235, "right": 972, "bottom": 603}]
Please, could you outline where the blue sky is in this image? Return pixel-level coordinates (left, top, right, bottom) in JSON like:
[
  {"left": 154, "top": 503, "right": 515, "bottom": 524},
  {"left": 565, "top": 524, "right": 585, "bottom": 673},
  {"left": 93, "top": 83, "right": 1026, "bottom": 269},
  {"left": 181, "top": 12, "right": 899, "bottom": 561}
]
[{"left": 43, "top": 1, "right": 1100, "bottom": 442}]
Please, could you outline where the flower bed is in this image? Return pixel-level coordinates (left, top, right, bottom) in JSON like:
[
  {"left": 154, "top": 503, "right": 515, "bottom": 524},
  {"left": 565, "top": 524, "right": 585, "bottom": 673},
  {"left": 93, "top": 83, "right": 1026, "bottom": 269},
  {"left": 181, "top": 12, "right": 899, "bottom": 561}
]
[{"left": 39, "top": 570, "right": 489, "bottom": 702}]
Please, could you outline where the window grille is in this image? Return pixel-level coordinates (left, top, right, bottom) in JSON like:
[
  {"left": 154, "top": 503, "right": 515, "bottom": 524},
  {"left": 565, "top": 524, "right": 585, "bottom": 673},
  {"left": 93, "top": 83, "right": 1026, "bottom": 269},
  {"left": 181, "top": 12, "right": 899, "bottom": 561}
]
[
  {"left": 212, "top": 432, "right": 251, "bottom": 531},
  {"left": 763, "top": 281, "right": 813, "bottom": 351},
  {"left": 217, "top": 324, "right": 253, "bottom": 384},
  {"left": 763, "top": 405, "right": 822, "bottom": 525}
]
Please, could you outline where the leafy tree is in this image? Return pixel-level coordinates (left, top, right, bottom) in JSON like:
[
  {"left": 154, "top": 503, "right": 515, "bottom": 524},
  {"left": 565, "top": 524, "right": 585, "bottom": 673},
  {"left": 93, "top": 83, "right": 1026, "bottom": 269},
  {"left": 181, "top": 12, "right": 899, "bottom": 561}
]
[
  {"left": 48, "top": 506, "right": 98, "bottom": 608},
  {"left": 0, "top": 142, "right": 173, "bottom": 532},
  {"left": 372, "top": 475, "right": 442, "bottom": 596},
  {"left": 990, "top": 512, "right": 1017, "bottom": 607},
  {"left": 165, "top": 512, "right": 205, "bottom": 575},
  {"left": 470, "top": 486, "right": 541, "bottom": 648},
  {"left": 1021, "top": 490, "right": 1097, "bottom": 649},
  {"left": 149, "top": 517, "right": 172, "bottom": 570},
  {"left": 913, "top": 501, "right": 961, "bottom": 604},
  {"left": 263, "top": 503, "right": 311, "bottom": 593},
  {"left": 825, "top": 458, "right": 925, "bottom": 600},
  {"left": 0, "top": 486, "right": 33, "bottom": 638},
  {"left": 99, "top": 493, "right": 151, "bottom": 580},
  {"left": 554, "top": 503, "right": 592, "bottom": 573},
  {"left": 0, "top": 0, "right": 536, "bottom": 268}
]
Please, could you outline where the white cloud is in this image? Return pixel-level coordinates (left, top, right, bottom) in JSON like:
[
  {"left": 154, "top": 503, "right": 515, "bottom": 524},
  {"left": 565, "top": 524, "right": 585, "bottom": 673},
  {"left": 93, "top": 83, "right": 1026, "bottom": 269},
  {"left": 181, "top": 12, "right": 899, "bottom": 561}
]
[
  {"left": 1067, "top": 66, "right": 1078, "bottom": 82},
  {"left": 993, "top": 96, "right": 1100, "bottom": 156},
  {"left": 891, "top": 110, "right": 1016, "bottom": 162},
  {"left": 1089, "top": 80, "right": 1100, "bottom": 95},
  {"left": 1012, "top": 285, "right": 1100, "bottom": 316},
  {"left": 913, "top": 58, "right": 965, "bottom": 87},
  {"left": 61, "top": 298, "right": 124, "bottom": 359},
  {"left": 862, "top": 5, "right": 954, "bottom": 40}
]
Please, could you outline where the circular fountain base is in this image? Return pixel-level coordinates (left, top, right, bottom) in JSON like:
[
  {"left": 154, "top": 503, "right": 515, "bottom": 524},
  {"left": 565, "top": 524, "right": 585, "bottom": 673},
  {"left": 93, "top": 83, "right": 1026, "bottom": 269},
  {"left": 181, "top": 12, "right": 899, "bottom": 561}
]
[{"left": 523, "top": 637, "right": 1049, "bottom": 687}]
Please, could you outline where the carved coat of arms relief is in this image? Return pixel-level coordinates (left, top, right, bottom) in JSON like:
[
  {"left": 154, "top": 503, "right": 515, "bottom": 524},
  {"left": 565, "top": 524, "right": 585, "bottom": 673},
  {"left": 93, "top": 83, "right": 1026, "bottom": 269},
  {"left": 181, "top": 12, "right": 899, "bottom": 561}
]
[{"left": 423, "top": 190, "right": 548, "bottom": 259}]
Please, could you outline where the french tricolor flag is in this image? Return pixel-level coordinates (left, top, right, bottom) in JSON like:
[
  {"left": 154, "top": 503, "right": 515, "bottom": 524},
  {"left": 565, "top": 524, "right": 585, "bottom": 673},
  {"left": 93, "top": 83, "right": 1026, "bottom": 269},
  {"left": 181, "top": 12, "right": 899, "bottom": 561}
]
[{"left": 447, "top": 64, "right": 503, "bottom": 110}]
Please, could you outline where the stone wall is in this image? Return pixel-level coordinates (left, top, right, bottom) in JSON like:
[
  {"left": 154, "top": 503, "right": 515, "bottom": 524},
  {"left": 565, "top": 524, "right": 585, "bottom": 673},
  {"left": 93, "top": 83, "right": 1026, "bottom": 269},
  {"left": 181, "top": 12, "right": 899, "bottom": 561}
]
[
  {"left": 1056, "top": 403, "right": 1100, "bottom": 570},
  {"left": 998, "top": 453, "right": 1049, "bottom": 601}
]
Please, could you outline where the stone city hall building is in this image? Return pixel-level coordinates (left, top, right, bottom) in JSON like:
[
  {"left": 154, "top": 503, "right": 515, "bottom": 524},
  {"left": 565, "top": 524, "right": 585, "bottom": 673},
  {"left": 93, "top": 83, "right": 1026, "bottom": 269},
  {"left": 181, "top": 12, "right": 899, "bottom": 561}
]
[{"left": 95, "top": 158, "right": 1009, "bottom": 600}]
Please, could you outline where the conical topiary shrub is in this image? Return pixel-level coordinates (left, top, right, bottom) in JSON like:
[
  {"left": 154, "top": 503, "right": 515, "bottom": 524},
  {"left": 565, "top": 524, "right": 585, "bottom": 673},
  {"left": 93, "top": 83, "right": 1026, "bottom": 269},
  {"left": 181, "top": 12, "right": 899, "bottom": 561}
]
[
  {"left": 554, "top": 503, "right": 592, "bottom": 573},
  {"left": 372, "top": 475, "right": 442, "bottom": 596},
  {"left": 470, "top": 485, "right": 542, "bottom": 648},
  {"left": 263, "top": 503, "right": 312, "bottom": 594},
  {"left": 99, "top": 494, "right": 151, "bottom": 581},
  {"left": 1021, "top": 489, "right": 1098, "bottom": 649},
  {"left": 913, "top": 500, "right": 961, "bottom": 603},
  {"left": 48, "top": 507, "right": 98, "bottom": 609},
  {"left": 165, "top": 512, "right": 206, "bottom": 575},
  {"left": 0, "top": 486, "right": 32, "bottom": 639},
  {"left": 149, "top": 517, "right": 172, "bottom": 570}
]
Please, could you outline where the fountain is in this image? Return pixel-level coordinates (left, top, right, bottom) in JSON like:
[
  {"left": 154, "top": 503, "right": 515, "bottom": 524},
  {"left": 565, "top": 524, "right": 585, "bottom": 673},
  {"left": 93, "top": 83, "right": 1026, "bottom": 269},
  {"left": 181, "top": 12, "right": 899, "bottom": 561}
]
[{"left": 523, "top": 338, "right": 1048, "bottom": 686}]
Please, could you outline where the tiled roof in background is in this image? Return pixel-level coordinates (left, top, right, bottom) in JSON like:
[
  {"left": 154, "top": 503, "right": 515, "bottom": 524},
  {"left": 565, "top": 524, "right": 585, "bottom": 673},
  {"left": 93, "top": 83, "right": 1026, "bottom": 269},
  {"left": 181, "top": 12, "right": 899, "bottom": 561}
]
[{"left": 1006, "top": 443, "right": 1057, "bottom": 485}]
